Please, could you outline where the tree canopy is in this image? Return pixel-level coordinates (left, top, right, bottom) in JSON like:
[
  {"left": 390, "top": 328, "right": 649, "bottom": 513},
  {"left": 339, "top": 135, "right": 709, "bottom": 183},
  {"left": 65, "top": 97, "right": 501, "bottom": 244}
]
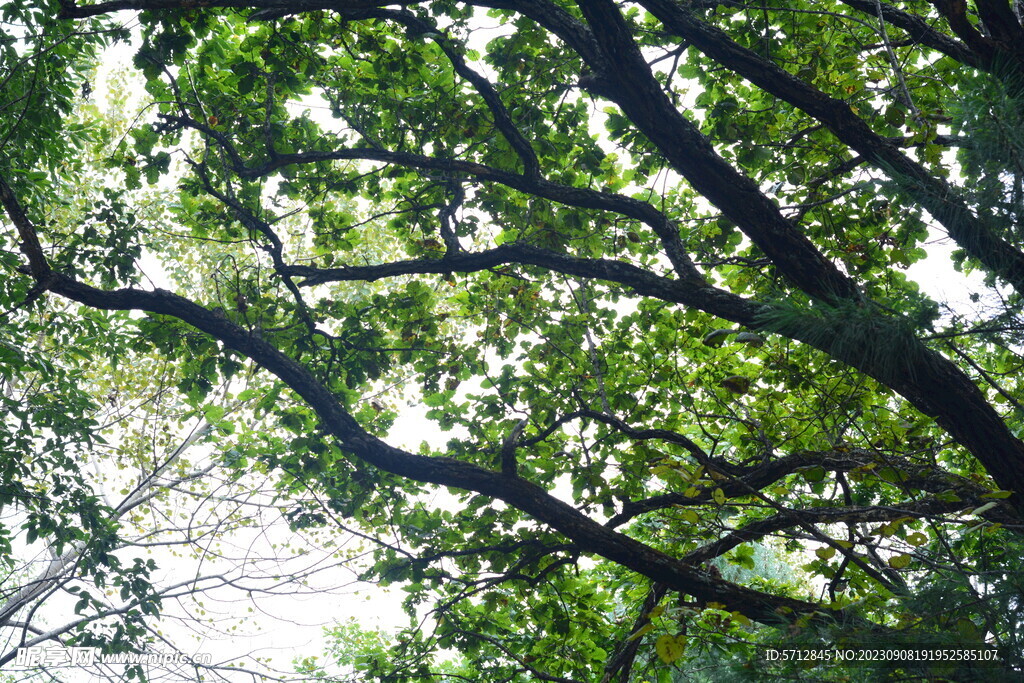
[{"left": 2, "top": 0, "right": 1024, "bottom": 679}]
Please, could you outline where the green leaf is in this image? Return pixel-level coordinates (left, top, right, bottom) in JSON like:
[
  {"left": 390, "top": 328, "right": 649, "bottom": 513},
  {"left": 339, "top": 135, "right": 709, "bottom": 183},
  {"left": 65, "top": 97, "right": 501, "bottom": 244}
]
[
  {"left": 801, "top": 466, "right": 827, "bottom": 483},
  {"left": 702, "top": 329, "right": 732, "bottom": 347}
]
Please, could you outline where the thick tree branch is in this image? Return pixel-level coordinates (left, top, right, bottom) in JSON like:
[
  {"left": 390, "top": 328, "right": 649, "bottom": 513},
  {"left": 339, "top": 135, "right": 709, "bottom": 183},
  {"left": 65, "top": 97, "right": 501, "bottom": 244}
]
[
  {"left": 930, "top": 0, "right": 998, "bottom": 61},
  {"left": 1, "top": 175, "right": 843, "bottom": 626},
  {"left": 282, "top": 240, "right": 1024, "bottom": 509},
  {"left": 636, "top": 0, "right": 1024, "bottom": 294},
  {"left": 54, "top": 0, "right": 1024, "bottom": 296},
  {"left": 600, "top": 583, "right": 669, "bottom": 683},
  {"left": 609, "top": 447, "right": 1019, "bottom": 529},
  {"left": 837, "top": 0, "right": 981, "bottom": 67},
  {"left": 39, "top": 283, "right": 837, "bottom": 623},
  {"left": 7, "top": 158, "right": 1024, "bottom": 512},
  {"left": 683, "top": 498, "right": 984, "bottom": 566},
  {"left": 576, "top": 0, "right": 861, "bottom": 304},
  {"left": 157, "top": 113, "right": 704, "bottom": 282},
  {"left": 974, "top": 0, "right": 1024, "bottom": 46}
]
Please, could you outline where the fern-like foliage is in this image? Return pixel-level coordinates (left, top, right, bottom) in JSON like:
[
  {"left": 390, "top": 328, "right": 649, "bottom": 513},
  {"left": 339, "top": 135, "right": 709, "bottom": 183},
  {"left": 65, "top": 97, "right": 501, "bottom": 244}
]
[{"left": 756, "top": 301, "right": 925, "bottom": 383}]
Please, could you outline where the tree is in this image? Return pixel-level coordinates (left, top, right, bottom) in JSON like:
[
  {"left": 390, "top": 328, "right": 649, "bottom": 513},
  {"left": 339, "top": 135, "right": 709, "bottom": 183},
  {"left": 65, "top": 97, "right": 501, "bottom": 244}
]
[
  {"left": 1, "top": 29, "right": 409, "bottom": 680},
  {"left": 2, "top": 0, "right": 1024, "bottom": 679}
]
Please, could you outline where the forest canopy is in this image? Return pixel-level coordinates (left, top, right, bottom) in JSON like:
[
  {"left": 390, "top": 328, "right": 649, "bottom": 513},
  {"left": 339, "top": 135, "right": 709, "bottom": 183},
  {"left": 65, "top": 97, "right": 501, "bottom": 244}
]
[{"left": 2, "top": 0, "right": 1024, "bottom": 680}]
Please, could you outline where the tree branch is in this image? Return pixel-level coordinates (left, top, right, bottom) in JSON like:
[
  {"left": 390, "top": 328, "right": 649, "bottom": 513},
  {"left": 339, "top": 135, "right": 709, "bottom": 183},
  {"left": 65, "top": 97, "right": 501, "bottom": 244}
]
[
  {"left": 837, "top": 0, "right": 981, "bottom": 67},
  {"left": 636, "top": 0, "right": 1024, "bottom": 295},
  {"left": 371, "top": 9, "right": 541, "bottom": 179},
  {"left": 0, "top": 182, "right": 846, "bottom": 626},
  {"left": 682, "top": 498, "right": 980, "bottom": 566},
  {"left": 158, "top": 111, "right": 706, "bottom": 283}
]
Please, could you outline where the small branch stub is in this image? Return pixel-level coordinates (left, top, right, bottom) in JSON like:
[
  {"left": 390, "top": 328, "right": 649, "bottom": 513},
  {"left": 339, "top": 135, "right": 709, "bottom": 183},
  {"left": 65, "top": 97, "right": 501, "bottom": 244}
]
[{"left": 501, "top": 418, "right": 529, "bottom": 477}]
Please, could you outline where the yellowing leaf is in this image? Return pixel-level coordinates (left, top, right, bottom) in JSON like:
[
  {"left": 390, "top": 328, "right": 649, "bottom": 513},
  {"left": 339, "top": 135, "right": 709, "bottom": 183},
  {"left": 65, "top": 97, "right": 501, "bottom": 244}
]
[
  {"left": 680, "top": 509, "right": 699, "bottom": 524},
  {"left": 888, "top": 554, "right": 912, "bottom": 569},
  {"left": 907, "top": 532, "right": 927, "bottom": 546},
  {"left": 651, "top": 465, "right": 672, "bottom": 480},
  {"left": 956, "top": 617, "right": 980, "bottom": 640},
  {"left": 712, "top": 488, "right": 726, "bottom": 505},
  {"left": 655, "top": 634, "right": 688, "bottom": 663},
  {"left": 730, "top": 612, "right": 752, "bottom": 627}
]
